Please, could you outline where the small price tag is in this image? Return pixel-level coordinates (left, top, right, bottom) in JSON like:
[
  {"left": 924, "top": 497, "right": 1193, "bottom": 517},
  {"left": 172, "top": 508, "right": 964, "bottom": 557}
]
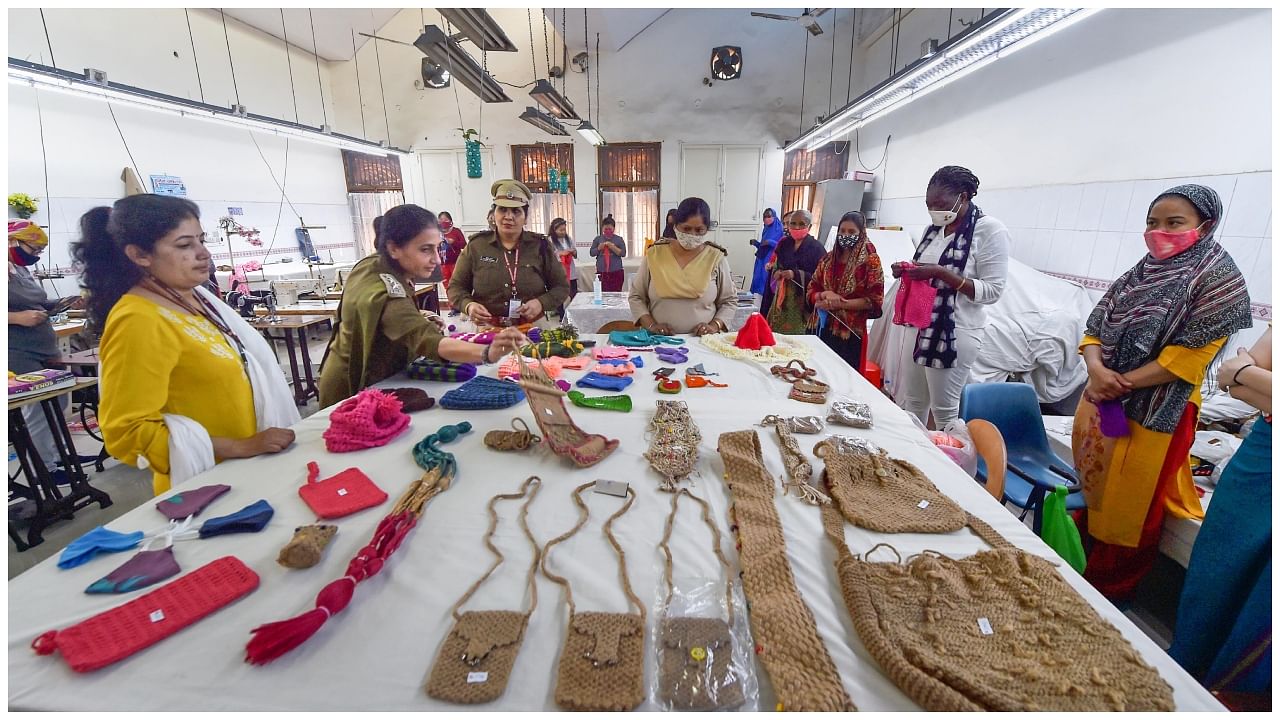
[
  {"left": 467, "top": 672, "right": 489, "bottom": 684},
  {"left": 917, "top": 500, "right": 930, "bottom": 509},
  {"left": 150, "top": 609, "right": 166, "bottom": 623},
  {"left": 594, "top": 480, "right": 629, "bottom": 498},
  {"left": 337, "top": 488, "right": 348, "bottom": 496},
  {"left": 977, "top": 617, "right": 993, "bottom": 635}
]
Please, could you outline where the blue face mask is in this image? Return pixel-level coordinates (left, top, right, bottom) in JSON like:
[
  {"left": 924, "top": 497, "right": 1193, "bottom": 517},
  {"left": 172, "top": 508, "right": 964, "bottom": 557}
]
[
  {"left": 58, "top": 526, "right": 145, "bottom": 569},
  {"left": 197, "top": 499, "right": 275, "bottom": 538}
]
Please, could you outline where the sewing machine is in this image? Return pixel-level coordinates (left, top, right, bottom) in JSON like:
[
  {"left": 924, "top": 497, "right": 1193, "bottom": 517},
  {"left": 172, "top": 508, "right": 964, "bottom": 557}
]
[
  {"left": 270, "top": 279, "right": 326, "bottom": 306},
  {"left": 225, "top": 290, "right": 280, "bottom": 322}
]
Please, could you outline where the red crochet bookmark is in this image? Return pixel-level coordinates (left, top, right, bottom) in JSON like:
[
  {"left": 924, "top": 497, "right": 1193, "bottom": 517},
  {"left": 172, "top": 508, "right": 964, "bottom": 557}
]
[{"left": 32, "top": 556, "right": 259, "bottom": 673}]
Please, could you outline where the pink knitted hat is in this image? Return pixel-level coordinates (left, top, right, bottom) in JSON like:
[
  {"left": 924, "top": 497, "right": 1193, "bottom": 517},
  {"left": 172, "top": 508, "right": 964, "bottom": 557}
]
[{"left": 323, "top": 389, "right": 411, "bottom": 453}]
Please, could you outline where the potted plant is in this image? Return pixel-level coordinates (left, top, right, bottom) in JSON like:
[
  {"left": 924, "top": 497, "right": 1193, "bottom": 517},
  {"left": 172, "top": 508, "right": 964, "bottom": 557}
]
[
  {"left": 459, "top": 128, "right": 484, "bottom": 179},
  {"left": 8, "top": 193, "right": 38, "bottom": 219}
]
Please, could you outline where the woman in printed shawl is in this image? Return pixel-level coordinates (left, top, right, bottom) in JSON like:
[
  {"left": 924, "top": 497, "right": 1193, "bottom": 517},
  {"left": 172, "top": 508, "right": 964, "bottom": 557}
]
[
  {"left": 1072, "top": 183, "right": 1252, "bottom": 602},
  {"left": 806, "top": 210, "right": 884, "bottom": 373},
  {"left": 761, "top": 208, "right": 826, "bottom": 335}
]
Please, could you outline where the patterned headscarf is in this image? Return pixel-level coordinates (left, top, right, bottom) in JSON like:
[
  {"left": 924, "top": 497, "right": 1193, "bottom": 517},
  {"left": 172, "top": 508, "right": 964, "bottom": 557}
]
[
  {"left": 1085, "top": 184, "right": 1252, "bottom": 433},
  {"left": 8, "top": 220, "right": 48, "bottom": 248}
]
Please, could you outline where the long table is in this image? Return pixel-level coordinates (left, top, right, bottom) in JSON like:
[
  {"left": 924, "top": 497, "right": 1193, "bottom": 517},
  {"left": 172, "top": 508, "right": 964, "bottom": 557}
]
[{"left": 6, "top": 336, "right": 1222, "bottom": 710}]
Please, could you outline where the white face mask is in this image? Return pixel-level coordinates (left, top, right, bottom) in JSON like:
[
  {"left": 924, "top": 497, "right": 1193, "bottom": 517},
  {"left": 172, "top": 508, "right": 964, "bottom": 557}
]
[
  {"left": 675, "top": 229, "right": 706, "bottom": 250},
  {"left": 928, "top": 196, "right": 963, "bottom": 227}
]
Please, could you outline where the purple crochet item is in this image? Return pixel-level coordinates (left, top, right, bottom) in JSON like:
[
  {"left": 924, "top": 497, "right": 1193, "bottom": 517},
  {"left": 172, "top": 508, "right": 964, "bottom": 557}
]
[
  {"left": 656, "top": 347, "right": 690, "bottom": 364},
  {"left": 1097, "top": 400, "right": 1130, "bottom": 438}
]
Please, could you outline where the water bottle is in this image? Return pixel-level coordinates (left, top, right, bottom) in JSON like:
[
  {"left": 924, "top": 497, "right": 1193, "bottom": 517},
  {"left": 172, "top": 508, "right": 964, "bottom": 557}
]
[{"left": 593, "top": 275, "right": 603, "bottom": 305}]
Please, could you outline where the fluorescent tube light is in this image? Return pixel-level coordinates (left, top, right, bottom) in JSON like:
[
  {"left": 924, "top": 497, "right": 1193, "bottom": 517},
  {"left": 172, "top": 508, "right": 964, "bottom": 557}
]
[
  {"left": 414, "top": 25, "right": 512, "bottom": 103},
  {"left": 575, "top": 120, "right": 605, "bottom": 147},
  {"left": 7, "top": 59, "right": 403, "bottom": 155},
  {"left": 519, "top": 106, "right": 569, "bottom": 136},
  {"left": 787, "top": 8, "right": 1103, "bottom": 153},
  {"left": 437, "top": 9, "right": 518, "bottom": 52},
  {"left": 529, "top": 79, "right": 579, "bottom": 120}
]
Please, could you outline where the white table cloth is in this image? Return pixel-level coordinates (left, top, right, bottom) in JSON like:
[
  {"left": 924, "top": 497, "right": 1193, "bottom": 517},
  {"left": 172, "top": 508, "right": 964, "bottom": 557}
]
[
  {"left": 565, "top": 292, "right": 760, "bottom": 334},
  {"left": 7, "top": 336, "right": 1221, "bottom": 711}
]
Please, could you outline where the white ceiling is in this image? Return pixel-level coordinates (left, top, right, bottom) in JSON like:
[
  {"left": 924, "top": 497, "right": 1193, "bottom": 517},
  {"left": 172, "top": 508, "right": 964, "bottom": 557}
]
[{"left": 222, "top": 8, "right": 401, "bottom": 62}]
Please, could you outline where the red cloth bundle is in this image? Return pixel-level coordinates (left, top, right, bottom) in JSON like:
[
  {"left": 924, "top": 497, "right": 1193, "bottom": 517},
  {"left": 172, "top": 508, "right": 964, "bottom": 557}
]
[
  {"left": 32, "top": 556, "right": 259, "bottom": 672},
  {"left": 298, "top": 462, "right": 388, "bottom": 519},
  {"left": 734, "top": 312, "right": 777, "bottom": 350}
]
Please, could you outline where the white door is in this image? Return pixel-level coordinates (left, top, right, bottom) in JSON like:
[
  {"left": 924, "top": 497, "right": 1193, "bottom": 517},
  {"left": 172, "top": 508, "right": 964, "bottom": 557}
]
[
  {"left": 716, "top": 227, "right": 760, "bottom": 288},
  {"left": 721, "top": 146, "right": 763, "bottom": 225},
  {"left": 418, "top": 151, "right": 460, "bottom": 217},
  {"left": 455, "top": 147, "right": 496, "bottom": 228},
  {"left": 679, "top": 145, "right": 723, "bottom": 221}
]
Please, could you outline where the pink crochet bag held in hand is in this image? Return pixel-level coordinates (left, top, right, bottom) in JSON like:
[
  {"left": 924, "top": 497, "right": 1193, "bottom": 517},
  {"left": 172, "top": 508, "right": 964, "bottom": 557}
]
[
  {"left": 322, "top": 389, "right": 411, "bottom": 453},
  {"left": 893, "top": 262, "right": 938, "bottom": 330}
]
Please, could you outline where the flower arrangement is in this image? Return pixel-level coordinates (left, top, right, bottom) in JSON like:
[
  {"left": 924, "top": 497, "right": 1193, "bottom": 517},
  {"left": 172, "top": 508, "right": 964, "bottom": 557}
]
[{"left": 8, "top": 193, "right": 38, "bottom": 219}]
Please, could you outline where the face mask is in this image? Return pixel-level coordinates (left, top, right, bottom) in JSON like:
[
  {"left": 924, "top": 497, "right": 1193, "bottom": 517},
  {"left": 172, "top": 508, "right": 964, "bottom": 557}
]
[
  {"left": 85, "top": 546, "right": 181, "bottom": 594},
  {"left": 439, "top": 220, "right": 452, "bottom": 230},
  {"left": 764, "top": 217, "right": 774, "bottom": 226},
  {"left": 603, "top": 227, "right": 614, "bottom": 237},
  {"left": 1144, "top": 224, "right": 1204, "bottom": 260},
  {"left": 928, "top": 196, "right": 963, "bottom": 227},
  {"left": 9, "top": 245, "right": 40, "bottom": 266},
  {"left": 787, "top": 228, "right": 808, "bottom": 240},
  {"left": 155, "top": 483, "right": 231, "bottom": 520},
  {"left": 835, "top": 234, "right": 859, "bottom": 250},
  {"left": 675, "top": 229, "right": 707, "bottom": 250}
]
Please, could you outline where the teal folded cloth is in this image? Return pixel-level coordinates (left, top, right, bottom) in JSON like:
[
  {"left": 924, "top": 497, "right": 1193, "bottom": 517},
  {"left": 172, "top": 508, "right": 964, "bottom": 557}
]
[
  {"left": 608, "top": 328, "right": 685, "bottom": 347},
  {"left": 406, "top": 359, "right": 478, "bottom": 382}
]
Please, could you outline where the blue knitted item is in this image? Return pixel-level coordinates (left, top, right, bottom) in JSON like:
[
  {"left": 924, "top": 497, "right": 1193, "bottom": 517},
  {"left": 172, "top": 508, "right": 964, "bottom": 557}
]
[
  {"left": 439, "top": 376, "right": 527, "bottom": 410},
  {"left": 608, "top": 328, "right": 685, "bottom": 347},
  {"left": 576, "top": 372, "right": 634, "bottom": 391},
  {"left": 630, "top": 355, "right": 644, "bottom": 368}
]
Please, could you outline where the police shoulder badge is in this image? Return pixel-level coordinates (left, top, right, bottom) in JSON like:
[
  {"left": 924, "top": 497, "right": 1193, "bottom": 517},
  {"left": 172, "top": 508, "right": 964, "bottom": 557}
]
[{"left": 379, "top": 273, "right": 407, "bottom": 298}]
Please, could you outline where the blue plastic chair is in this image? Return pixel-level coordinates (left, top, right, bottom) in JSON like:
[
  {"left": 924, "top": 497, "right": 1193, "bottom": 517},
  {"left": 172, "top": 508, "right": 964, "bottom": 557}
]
[{"left": 959, "top": 382, "right": 1085, "bottom": 534}]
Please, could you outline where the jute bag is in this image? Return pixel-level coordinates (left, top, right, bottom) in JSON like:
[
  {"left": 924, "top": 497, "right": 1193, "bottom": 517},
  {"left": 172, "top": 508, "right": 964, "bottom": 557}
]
[
  {"left": 425, "top": 477, "right": 542, "bottom": 704},
  {"left": 542, "top": 481, "right": 646, "bottom": 711}
]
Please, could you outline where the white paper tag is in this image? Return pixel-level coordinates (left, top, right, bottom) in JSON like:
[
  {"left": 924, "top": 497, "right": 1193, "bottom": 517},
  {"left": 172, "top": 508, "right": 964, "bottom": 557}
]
[
  {"left": 917, "top": 500, "right": 930, "bottom": 509},
  {"left": 337, "top": 488, "right": 348, "bottom": 496},
  {"left": 594, "top": 480, "right": 630, "bottom": 498},
  {"left": 467, "top": 671, "right": 489, "bottom": 684},
  {"left": 150, "top": 609, "right": 165, "bottom": 623},
  {"left": 508, "top": 298, "right": 520, "bottom": 318},
  {"left": 977, "top": 617, "right": 993, "bottom": 635}
]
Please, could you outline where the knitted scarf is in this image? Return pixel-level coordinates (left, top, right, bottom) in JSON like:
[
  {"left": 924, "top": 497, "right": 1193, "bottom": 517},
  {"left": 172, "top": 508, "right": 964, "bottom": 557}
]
[{"left": 912, "top": 204, "right": 983, "bottom": 369}]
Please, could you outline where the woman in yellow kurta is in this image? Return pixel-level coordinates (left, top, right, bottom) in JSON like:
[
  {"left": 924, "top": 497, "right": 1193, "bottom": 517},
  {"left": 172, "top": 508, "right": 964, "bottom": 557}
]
[
  {"left": 74, "top": 195, "right": 299, "bottom": 494},
  {"left": 1072, "top": 184, "right": 1251, "bottom": 601}
]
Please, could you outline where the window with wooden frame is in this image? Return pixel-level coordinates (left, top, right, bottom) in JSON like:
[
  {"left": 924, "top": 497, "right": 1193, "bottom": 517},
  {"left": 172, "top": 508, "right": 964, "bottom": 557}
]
[
  {"left": 597, "top": 142, "right": 661, "bottom": 254},
  {"left": 511, "top": 143, "right": 576, "bottom": 194},
  {"left": 781, "top": 143, "right": 848, "bottom": 214},
  {"left": 341, "top": 150, "right": 403, "bottom": 192}
]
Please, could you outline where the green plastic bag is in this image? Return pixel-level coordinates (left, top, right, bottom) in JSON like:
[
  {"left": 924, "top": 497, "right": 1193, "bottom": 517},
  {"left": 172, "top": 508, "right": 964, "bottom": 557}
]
[{"left": 1040, "top": 485, "right": 1086, "bottom": 574}]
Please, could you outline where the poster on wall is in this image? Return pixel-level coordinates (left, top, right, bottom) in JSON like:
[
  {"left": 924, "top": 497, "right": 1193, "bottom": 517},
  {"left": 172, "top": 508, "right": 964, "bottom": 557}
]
[{"left": 150, "top": 175, "right": 187, "bottom": 196}]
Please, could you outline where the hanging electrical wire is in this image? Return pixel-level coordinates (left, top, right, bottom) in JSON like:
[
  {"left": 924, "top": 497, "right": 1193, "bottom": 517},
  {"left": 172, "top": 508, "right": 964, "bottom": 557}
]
[
  {"left": 33, "top": 87, "right": 53, "bottom": 244},
  {"left": 220, "top": 9, "right": 241, "bottom": 106},
  {"left": 280, "top": 9, "right": 300, "bottom": 123},
  {"left": 252, "top": 136, "right": 292, "bottom": 262},
  {"left": 583, "top": 9, "right": 591, "bottom": 125},
  {"left": 799, "top": 32, "right": 809, "bottom": 136},
  {"left": 308, "top": 9, "right": 327, "bottom": 127},
  {"left": 595, "top": 32, "right": 600, "bottom": 127},
  {"left": 443, "top": 17, "right": 466, "bottom": 134},
  {"left": 368, "top": 10, "right": 392, "bottom": 145},
  {"left": 847, "top": 8, "right": 855, "bottom": 104},
  {"left": 559, "top": 9, "right": 567, "bottom": 96},
  {"left": 542, "top": 10, "right": 552, "bottom": 83},
  {"left": 39, "top": 9, "right": 56, "bottom": 68},
  {"left": 828, "top": 11, "right": 836, "bottom": 118},
  {"left": 350, "top": 29, "right": 367, "bottom": 137},
  {"left": 106, "top": 103, "right": 144, "bottom": 186},
  {"left": 527, "top": 8, "right": 538, "bottom": 80},
  {"left": 184, "top": 9, "right": 205, "bottom": 103}
]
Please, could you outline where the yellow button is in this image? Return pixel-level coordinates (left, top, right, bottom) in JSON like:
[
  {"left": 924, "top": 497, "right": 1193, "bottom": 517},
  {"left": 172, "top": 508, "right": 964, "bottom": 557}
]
[{"left": 689, "top": 646, "right": 707, "bottom": 661}]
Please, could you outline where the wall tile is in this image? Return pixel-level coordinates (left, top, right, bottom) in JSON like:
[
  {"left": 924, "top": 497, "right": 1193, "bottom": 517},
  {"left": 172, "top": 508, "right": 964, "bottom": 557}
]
[
  {"left": 1004, "top": 187, "right": 1039, "bottom": 229},
  {"left": 1250, "top": 256, "right": 1271, "bottom": 306},
  {"left": 1047, "top": 230, "right": 1095, "bottom": 277},
  {"left": 1034, "top": 186, "right": 1062, "bottom": 229},
  {"left": 1126, "top": 179, "right": 1171, "bottom": 230},
  {"left": 1221, "top": 172, "right": 1271, "bottom": 238},
  {"left": 1098, "top": 181, "right": 1134, "bottom": 232},
  {"left": 1054, "top": 184, "right": 1085, "bottom": 232},
  {"left": 1218, "top": 235, "right": 1263, "bottom": 286},
  {"left": 1088, "top": 232, "right": 1123, "bottom": 282},
  {"left": 1029, "top": 228, "right": 1054, "bottom": 270},
  {"left": 1075, "top": 184, "right": 1107, "bottom": 232},
  {"left": 1188, "top": 174, "right": 1238, "bottom": 221},
  {"left": 1112, "top": 230, "right": 1148, "bottom": 277}
]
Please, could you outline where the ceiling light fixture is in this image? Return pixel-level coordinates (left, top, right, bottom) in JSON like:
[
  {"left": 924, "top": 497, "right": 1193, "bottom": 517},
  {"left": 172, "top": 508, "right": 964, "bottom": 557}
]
[
  {"left": 414, "top": 25, "right": 512, "bottom": 103},
  {"left": 786, "top": 8, "right": 1103, "bottom": 153},
  {"left": 575, "top": 120, "right": 605, "bottom": 147},
  {"left": 7, "top": 58, "right": 404, "bottom": 156},
  {"left": 528, "top": 78, "right": 579, "bottom": 120},
  {"left": 436, "top": 9, "right": 518, "bottom": 52},
  {"left": 519, "top": 105, "right": 569, "bottom": 136}
]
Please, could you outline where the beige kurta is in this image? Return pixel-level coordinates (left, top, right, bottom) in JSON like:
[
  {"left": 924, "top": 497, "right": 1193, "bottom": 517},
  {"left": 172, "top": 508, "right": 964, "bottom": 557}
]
[{"left": 629, "top": 243, "right": 736, "bottom": 334}]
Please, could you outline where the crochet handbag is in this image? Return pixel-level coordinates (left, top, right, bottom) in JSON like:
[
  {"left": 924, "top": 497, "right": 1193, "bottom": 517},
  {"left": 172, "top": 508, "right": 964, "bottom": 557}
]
[
  {"left": 892, "top": 264, "right": 938, "bottom": 329},
  {"left": 543, "top": 481, "right": 645, "bottom": 712},
  {"left": 519, "top": 361, "right": 619, "bottom": 468},
  {"left": 33, "top": 556, "right": 259, "bottom": 673},
  {"left": 426, "top": 477, "right": 542, "bottom": 704},
  {"left": 439, "top": 376, "right": 526, "bottom": 411},
  {"left": 656, "top": 489, "right": 744, "bottom": 710},
  {"left": 298, "top": 462, "right": 387, "bottom": 519},
  {"left": 323, "top": 389, "right": 411, "bottom": 452}
]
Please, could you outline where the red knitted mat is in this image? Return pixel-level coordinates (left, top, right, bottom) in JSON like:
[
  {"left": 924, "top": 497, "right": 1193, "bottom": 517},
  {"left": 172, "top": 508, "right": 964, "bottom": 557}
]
[
  {"left": 32, "top": 556, "right": 259, "bottom": 673},
  {"left": 299, "top": 462, "right": 388, "bottom": 519}
]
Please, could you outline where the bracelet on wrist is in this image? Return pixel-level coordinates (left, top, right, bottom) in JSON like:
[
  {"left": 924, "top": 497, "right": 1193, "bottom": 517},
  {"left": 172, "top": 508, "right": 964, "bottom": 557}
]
[{"left": 1232, "top": 363, "right": 1254, "bottom": 387}]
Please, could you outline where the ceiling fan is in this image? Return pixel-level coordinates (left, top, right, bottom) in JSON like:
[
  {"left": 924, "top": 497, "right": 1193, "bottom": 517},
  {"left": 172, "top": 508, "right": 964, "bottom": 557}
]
[{"left": 750, "top": 8, "right": 830, "bottom": 36}]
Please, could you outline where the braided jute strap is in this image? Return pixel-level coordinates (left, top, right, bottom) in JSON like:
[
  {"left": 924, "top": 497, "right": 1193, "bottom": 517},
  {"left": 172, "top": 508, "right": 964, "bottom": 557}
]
[
  {"left": 657, "top": 488, "right": 734, "bottom": 624},
  {"left": 447, "top": 475, "right": 543, "bottom": 621},
  {"left": 716, "top": 430, "right": 855, "bottom": 711},
  {"left": 772, "top": 423, "right": 831, "bottom": 506}
]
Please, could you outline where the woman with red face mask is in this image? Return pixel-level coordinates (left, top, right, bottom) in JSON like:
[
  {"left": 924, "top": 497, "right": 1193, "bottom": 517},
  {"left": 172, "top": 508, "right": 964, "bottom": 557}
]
[
  {"left": 760, "top": 208, "right": 826, "bottom": 335},
  {"left": 1071, "top": 183, "right": 1252, "bottom": 603},
  {"left": 436, "top": 210, "right": 467, "bottom": 290},
  {"left": 589, "top": 215, "right": 627, "bottom": 292}
]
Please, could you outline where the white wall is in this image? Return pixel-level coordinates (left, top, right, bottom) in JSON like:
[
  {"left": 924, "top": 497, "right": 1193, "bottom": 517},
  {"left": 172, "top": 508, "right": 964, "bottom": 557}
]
[
  {"left": 7, "top": 8, "right": 357, "bottom": 298},
  {"left": 843, "top": 9, "right": 1272, "bottom": 346}
]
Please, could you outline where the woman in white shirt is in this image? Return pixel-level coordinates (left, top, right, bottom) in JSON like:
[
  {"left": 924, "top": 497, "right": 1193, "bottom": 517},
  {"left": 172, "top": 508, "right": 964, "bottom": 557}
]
[{"left": 890, "top": 165, "right": 1010, "bottom": 428}]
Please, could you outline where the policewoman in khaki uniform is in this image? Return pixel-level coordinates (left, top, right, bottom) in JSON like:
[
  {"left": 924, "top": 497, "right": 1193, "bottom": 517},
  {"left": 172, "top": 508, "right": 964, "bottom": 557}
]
[
  {"left": 447, "top": 180, "right": 570, "bottom": 328},
  {"left": 318, "top": 204, "right": 525, "bottom": 407}
]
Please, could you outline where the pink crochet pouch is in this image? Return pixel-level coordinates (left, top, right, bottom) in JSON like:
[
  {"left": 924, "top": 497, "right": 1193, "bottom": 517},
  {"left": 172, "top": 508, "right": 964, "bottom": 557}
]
[
  {"left": 893, "top": 264, "right": 937, "bottom": 330},
  {"left": 323, "top": 389, "right": 411, "bottom": 453}
]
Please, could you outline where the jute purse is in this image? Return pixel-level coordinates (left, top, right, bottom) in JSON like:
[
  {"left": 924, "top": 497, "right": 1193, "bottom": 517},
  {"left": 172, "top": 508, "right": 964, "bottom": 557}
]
[
  {"left": 656, "top": 489, "right": 745, "bottom": 710},
  {"left": 425, "top": 476, "right": 542, "bottom": 704},
  {"left": 542, "top": 481, "right": 646, "bottom": 711}
]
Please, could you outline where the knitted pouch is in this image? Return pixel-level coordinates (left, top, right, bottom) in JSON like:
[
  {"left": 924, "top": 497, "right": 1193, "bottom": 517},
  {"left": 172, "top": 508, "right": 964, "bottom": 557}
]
[
  {"left": 815, "top": 438, "right": 968, "bottom": 534},
  {"left": 576, "top": 372, "right": 633, "bottom": 391},
  {"left": 426, "top": 477, "right": 542, "bottom": 704},
  {"left": 892, "top": 266, "right": 938, "bottom": 329},
  {"left": 406, "top": 359, "right": 478, "bottom": 383},
  {"left": 323, "top": 389, "right": 411, "bottom": 452},
  {"left": 543, "top": 482, "right": 645, "bottom": 712},
  {"left": 298, "top": 462, "right": 388, "bottom": 519},
  {"left": 32, "top": 556, "right": 259, "bottom": 673},
  {"left": 440, "top": 376, "right": 526, "bottom": 410},
  {"left": 385, "top": 387, "right": 435, "bottom": 412}
]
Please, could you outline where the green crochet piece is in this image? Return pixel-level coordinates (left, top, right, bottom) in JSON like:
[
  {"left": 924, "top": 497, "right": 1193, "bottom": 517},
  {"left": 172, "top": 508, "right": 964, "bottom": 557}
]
[
  {"left": 608, "top": 328, "right": 685, "bottom": 347},
  {"left": 567, "top": 390, "right": 633, "bottom": 413},
  {"left": 520, "top": 339, "right": 585, "bottom": 358}
]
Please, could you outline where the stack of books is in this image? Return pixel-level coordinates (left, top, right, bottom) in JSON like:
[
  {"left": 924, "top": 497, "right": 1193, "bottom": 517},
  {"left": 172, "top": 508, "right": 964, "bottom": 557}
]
[{"left": 7, "top": 368, "right": 77, "bottom": 400}]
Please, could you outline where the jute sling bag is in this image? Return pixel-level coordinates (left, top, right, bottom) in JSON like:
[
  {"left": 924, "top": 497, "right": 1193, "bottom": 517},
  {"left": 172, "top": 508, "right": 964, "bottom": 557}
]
[
  {"left": 815, "top": 442, "right": 1176, "bottom": 711},
  {"left": 656, "top": 488, "right": 744, "bottom": 710},
  {"left": 542, "top": 481, "right": 646, "bottom": 711},
  {"left": 716, "top": 429, "right": 855, "bottom": 711},
  {"left": 425, "top": 476, "right": 542, "bottom": 704}
]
